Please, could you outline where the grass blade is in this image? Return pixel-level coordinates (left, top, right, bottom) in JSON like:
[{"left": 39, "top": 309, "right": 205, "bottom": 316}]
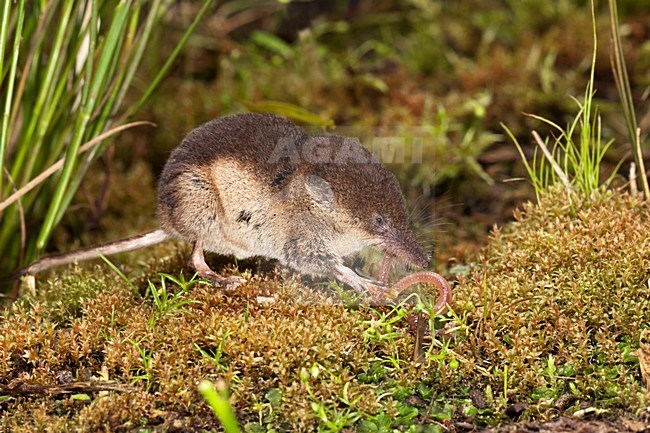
[
  {"left": 0, "top": 121, "right": 154, "bottom": 213},
  {"left": 0, "top": 0, "right": 207, "bottom": 277},
  {"left": 99, "top": 254, "right": 137, "bottom": 293},
  {"left": 608, "top": 0, "right": 647, "bottom": 199},
  {"left": 531, "top": 131, "right": 572, "bottom": 193},
  {"left": 127, "top": 0, "right": 213, "bottom": 118},
  {"left": 0, "top": 0, "right": 25, "bottom": 193},
  {"left": 199, "top": 380, "right": 241, "bottom": 433}
]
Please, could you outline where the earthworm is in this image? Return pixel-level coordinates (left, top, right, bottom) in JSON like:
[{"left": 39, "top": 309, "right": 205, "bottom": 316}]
[
  {"left": 391, "top": 271, "right": 452, "bottom": 315},
  {"left": 377, "top": 255, "right": 452, "bottom": 314}
]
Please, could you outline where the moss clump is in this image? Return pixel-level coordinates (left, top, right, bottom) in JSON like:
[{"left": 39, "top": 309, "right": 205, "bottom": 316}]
[
  {"left": 0, "top": 266, "right": 433, "bottom": 432},
  {"left": 453, "top": 189, "right": 650, "bottom": 415},
  {"left": 1, "top": 189, "right": 649, "bottom": 431}
]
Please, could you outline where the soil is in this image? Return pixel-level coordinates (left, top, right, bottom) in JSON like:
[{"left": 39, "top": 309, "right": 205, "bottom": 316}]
[{"left": 474, "top": 416, "right": 650, "bottom": 433}]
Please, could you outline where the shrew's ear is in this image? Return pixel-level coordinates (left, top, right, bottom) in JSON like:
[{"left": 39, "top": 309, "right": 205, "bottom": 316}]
[{"left": 304, "top": 174, "right": 335, "bottom": 205}]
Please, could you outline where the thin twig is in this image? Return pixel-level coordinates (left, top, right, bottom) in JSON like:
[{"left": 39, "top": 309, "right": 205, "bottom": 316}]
[
  {"left": 0, "top": 380, "right": 133, "bottom": 396},
  {"left": 0, "top": 121, "right": 155, "bottom": 213},
  {"left": 635, "top": 127, "right": 649, "bottom": 200},
  {"left": 87, "top": 143, "right": 115, "bottom": 230},
  {"left": 2, "top": 168, "right": 26, "bottom": 267},
  {"left": 629, "top": 162, "right": 638, "bottom": 197},
  {"left": 532, "top": 130, "right": 573, "bottom": 193},
  {"left": 637, "top": 329, "right": 650, "bottom": 391},
  {"left": 412, "top": 312, "right": 426, "bottom": 363}
]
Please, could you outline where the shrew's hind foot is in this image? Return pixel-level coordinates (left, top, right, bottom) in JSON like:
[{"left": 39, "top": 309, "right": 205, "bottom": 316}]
[
  {"left": 199, "top": 270, "right": 247, "bottom": 290},
  {"left": 189, "top": 239, "right": 246, "bottom": 290}
]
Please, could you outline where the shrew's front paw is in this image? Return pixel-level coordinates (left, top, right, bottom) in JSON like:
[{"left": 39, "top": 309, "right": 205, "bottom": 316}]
[
  {"left": 334, "top": 265, "right": 395, "bottom": 304},
  {"left": 365, "top": 283, "right": 402, "bottom": 305},
  {"left": 335, "top": 265, "right": 376, "bottom": 292}
]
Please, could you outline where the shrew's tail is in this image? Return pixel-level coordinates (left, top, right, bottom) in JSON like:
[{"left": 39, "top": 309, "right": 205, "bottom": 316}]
[{"left": 18, "top": 229, "right": 170, "bottom": 277}]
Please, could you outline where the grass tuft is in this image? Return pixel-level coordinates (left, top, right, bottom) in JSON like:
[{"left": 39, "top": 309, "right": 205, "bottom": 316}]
[
  {"left": 504, "top": 0, "right": 631, "bottom": 204},
  {"left": 0, "top": 0, "right": 212, "bottom": 279}
]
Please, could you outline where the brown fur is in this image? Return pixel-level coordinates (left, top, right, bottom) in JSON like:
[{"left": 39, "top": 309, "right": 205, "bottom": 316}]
[
  {"left": 157, "top": 113, "right": 428, "bottom": 291},
  {"left": 23, "top": 114, "right": 428, "bottom": 292}
]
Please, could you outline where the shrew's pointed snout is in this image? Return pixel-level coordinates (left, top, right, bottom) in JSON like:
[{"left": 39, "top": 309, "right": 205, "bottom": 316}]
[
  {"left": 411, "top": 245, "right": 430, "bottom": 268},
  {"left": 400, "top": 227, "right": 430, "bottom": 268},
  {"left": 382, "top": 227, "right": 430, "bottom": 269}
]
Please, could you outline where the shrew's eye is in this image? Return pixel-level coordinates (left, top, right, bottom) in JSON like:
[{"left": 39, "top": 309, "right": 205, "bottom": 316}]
[{"left": 375, "top": 216, "right": 384, "bottom": 225}]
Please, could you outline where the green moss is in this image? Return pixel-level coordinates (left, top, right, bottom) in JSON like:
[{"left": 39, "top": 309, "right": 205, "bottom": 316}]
[
  {"left": 1, "top": 265, "right": 421, "bottom": 431},
  {"left": 1, "top": 189, "right": 648, "bottom": 431},
  {"left": 453, "top": 189, "right": 650, "bottom": 412}
]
